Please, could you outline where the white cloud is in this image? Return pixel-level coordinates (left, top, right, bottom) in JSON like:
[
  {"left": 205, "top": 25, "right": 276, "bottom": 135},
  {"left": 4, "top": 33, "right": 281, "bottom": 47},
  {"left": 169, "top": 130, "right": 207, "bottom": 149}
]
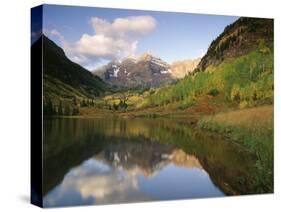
[
  {"left": 43, "top": 159, "right": 153, "bottom": 207},
  {"left": 43, "top": 28, "right": 67, "bottom": 44},
  {"left": 46, "top": 16, "right": 156, "bottom": 69},
  {"left": 91, "top": 16, "right": 157, "bottom": 38}
]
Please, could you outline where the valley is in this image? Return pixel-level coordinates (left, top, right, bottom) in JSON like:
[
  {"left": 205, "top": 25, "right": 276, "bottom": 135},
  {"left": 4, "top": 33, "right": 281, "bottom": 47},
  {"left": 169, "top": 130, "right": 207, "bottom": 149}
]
[{"left": 35, "top": 17, "right": 274, "bottom": 194}]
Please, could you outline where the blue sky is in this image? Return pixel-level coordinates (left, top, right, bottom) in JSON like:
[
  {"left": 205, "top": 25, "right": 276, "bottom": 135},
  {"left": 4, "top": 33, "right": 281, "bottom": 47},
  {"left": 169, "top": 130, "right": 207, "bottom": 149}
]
[{"left": 33, "top": 4, "right": 239, "bottom": 70}]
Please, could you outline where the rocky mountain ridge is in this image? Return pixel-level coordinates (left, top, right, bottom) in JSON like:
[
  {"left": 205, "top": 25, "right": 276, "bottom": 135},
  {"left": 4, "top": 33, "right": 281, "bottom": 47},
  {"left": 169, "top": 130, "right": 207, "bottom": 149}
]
[
  {"left": 196, "top": 17, "right": 273, "bottom": 72},
  {"left": 93, "top": 53, "right": 200, "bottom": 88}
]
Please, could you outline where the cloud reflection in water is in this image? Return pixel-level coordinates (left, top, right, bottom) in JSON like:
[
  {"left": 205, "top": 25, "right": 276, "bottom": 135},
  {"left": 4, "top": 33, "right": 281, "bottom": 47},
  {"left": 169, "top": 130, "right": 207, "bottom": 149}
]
[{"left": 43, "top": 150, "right": 223, "bottom": 207}]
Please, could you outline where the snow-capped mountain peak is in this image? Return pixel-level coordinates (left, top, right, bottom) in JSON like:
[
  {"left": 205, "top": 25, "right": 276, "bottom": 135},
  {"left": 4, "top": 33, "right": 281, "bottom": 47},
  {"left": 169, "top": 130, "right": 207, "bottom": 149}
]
[
  {"left": 92, "top": 53, "right": 200, "bottom": 88},
  {"left": 93, "top": 53, "right": 173, "bottom": 88}
]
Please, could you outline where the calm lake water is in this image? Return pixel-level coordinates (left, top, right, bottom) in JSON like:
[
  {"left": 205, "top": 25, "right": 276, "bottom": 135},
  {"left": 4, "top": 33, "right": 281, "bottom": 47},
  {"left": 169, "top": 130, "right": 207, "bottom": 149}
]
[{"left": 43, "top": 117, "right": 256, "bottom": 207}]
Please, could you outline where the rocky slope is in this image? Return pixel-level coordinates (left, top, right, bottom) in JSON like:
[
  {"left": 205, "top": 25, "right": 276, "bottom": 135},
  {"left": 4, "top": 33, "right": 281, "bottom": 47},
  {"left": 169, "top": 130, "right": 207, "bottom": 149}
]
[
  {"left": 171, "top": 58, "right": 201, "bottom": 78},
  {"left": 93, "top": 53, "right": 174, "bottom": 88},
  {"left": 196, "top": 17, "right": 273, "bottom": 72}
]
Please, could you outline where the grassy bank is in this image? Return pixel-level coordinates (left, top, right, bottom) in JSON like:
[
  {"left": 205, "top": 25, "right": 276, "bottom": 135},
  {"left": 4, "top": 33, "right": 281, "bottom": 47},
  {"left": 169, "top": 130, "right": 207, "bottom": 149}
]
[
  {"left": 47, "top": 45, "right": 273, "bottom": 193},
  {"left": 198, "top": 105, "right": 273, "bottom": 192},
  {"left": 141, "top": 46, "right": 273, "bottom": 110},
  {"left": 53, "top": 97, "right": 274, "bottom": 193}
]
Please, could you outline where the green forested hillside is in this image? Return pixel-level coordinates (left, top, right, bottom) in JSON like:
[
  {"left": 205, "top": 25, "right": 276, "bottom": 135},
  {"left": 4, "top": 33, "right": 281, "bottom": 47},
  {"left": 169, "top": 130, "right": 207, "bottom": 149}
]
[
  {"left": 142, "top": 43, "right": 273, "bottom": 109},
  {"left": 196, "top": 17, "right": 273, "bottom": 71},
  {"left": 139, "top": 17, "right": 273, "bottom": 109},
  {"left": 132, "top": 17, "right": 274, "bottom": 193}
]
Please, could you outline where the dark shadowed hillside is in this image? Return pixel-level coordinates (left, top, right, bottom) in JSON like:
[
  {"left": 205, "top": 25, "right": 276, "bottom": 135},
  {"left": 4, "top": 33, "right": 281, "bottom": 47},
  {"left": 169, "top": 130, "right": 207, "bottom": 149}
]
[{"left": 31, "top": 35, "right": 108, "bottom": 100}]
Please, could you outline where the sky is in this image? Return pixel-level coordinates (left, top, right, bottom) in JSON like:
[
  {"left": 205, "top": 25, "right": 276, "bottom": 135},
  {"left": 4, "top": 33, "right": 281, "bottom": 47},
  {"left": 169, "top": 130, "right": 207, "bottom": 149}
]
[{"left": 32, "top": 4, "right": 239, "bottom": 70}]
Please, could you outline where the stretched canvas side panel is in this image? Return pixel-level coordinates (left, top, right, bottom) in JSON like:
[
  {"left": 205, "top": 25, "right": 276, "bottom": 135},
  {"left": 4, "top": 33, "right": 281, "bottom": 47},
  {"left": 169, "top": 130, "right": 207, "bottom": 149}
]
[{"left": 31, "top": 5, "right": 43, "bottom": 208}]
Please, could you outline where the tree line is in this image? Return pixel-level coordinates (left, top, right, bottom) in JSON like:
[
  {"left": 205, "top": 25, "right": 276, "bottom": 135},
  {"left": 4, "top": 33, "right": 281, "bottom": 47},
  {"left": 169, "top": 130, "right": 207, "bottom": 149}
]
[{"left": 43, "top": 96, "right": 97, "bottom": 116}]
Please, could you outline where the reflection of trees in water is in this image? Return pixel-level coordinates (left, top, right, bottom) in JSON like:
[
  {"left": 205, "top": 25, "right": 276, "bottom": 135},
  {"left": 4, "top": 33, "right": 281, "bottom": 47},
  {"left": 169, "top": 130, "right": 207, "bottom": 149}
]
[
  {"left": 95, "top": 139, "right": 173, "bottom": 177},
  {"left": 94, "top": 140, "right": 203, "bottom": 177},
  {"left": 43, "top": 118, "right": 256, "bottom": 196}
]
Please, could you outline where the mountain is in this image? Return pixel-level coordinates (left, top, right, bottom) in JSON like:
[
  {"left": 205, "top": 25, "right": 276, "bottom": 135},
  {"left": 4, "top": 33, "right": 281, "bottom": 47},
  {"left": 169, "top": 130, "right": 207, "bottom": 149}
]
[
  {"left": 93, "top": 53, "right": 174, "bottom": 88},
  {"left": 31, "top": 35, "right": 108, "bottom": 100},
  {"left": 170, "top": 58, "right": 201, "bottom": 78},
  {"left": 142, "top": 17, "right": 273, "bottom": 109},
  {"left": 196, "top": 17, "right": 273, "bottom": 72}
]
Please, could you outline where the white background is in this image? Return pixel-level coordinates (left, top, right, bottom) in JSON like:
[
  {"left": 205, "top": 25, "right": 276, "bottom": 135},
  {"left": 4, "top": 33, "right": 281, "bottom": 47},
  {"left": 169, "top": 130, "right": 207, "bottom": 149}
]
[{"left": 0, "top": 0, "right": 280, "bottom": 211}]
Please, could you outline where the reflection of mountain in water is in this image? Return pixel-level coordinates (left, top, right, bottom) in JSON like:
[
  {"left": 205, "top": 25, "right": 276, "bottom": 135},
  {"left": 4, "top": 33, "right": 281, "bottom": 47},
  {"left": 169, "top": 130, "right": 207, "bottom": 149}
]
[
  {"left": 43, "top": 118, "right": 256, "bottom": 202},
  {"left": 44, "top": 141, "right": 223, "bottom": 207},
  {"left": 95, "top": 141, "right": 203, "bottom": 177}
]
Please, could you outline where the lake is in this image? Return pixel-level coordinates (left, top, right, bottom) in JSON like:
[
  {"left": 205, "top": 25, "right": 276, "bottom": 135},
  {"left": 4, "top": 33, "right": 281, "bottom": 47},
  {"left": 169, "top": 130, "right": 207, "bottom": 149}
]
[{"left": 43, "top": 117, "right": 256, "bottom": 207}]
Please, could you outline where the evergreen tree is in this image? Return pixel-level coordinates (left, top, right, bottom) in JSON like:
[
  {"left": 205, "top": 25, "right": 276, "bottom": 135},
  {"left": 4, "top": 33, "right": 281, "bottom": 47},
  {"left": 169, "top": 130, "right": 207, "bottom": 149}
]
[
  {"left": 72, "top": 107, "right": 80, "bottom": 116},
  {"left": 64, "top": 104, "right": 71, "bottom": 116},
  {"left": 113, "top": 102, "right": 118, "bottom": 111},
  {"left": 73, "top": 96, "right": 77, "bottom": 106},
  {"left": 58, "top": 100, "right": 63, "bottom": 116},
  {"left": 81, "top": 99, "right": 87, "bottom": 107},
  {"left": 45, "top": 98, "right": 54, "bottom": 116}
]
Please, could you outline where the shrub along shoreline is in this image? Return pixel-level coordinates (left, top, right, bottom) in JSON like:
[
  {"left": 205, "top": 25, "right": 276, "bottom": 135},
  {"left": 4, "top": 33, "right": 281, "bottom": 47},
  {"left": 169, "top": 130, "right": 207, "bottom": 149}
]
[{"left": 198, "top": 105, "right": 273, "bottom": 193}]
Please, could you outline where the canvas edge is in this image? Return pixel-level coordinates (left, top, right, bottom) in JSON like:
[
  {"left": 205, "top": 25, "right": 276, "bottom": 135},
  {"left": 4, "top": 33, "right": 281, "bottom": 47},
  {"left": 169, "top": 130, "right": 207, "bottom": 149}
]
[{"left": 31, "top": 4, "right": 43, "bottom": 208}]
